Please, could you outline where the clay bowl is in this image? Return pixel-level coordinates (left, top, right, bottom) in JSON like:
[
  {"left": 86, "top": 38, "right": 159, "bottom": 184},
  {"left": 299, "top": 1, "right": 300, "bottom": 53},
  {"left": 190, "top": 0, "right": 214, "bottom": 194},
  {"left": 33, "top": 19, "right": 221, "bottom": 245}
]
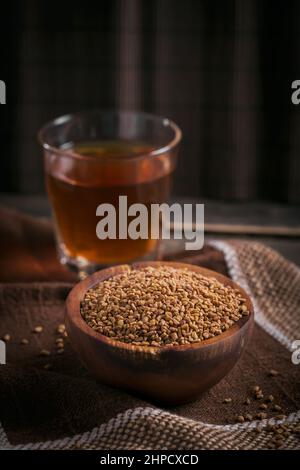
[{"left": 65, "top": 261, "right": 254, "bottom": 405}]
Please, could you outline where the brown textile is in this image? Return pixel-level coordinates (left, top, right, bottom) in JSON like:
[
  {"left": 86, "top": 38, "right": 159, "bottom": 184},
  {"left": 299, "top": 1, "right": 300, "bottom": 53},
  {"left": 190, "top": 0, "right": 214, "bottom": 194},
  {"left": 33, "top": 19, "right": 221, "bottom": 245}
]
[
  {"left": 0, "top": 206, "right": 76, "bottom": 283},
  {"left": 0, "top": 284, "right": 299, "bottom": 445},
  {"left": 0, "top": 208, "right": 299, "bottom": 449}
]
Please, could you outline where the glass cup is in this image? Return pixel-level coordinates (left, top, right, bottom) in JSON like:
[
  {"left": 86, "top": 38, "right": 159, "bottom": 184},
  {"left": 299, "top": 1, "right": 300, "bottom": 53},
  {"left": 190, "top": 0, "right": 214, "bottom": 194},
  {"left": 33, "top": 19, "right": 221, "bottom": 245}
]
[{"left": 39, "top": 110, "right": 181, "bottom": 275}]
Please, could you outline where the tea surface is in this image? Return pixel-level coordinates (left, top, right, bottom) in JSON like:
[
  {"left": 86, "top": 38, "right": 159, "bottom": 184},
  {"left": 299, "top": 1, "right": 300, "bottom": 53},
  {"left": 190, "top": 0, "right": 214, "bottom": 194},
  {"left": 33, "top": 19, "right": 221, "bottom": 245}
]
[{"left": 46, "top": 140, "right": 173, "bottom": 264}]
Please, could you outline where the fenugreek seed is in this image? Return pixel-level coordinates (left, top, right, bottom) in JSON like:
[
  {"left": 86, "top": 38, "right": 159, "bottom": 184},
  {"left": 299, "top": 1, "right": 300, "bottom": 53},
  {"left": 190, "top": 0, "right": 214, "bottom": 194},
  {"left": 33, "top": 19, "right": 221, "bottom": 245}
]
[
  {"left": 56, "top": 324, "right": 65, "bottom": 334},
  {"left": 272, "top": 404, "right": 282, "bottom": 412},
  {"left": 236, "top": 415, "right": 245, "bottom": 423},
  {"left": 240, "top": 305, "right": 248, "bottom": 314},
  {"left": 33, "top": 326, "right": 43, "bottom": 334},
  {"left": 244, "top": 398, "right": 251, "bottom": 405},
  {"left": 39, "top": 349, "right": 50, "bottom": 357},
  {"left": 269, "top": 369, "right": 279, "bottom": 377},
  {"left": 191, "top": 331, "right": 198, "bottom": 340},
  {"left": 55, "top": 338, "right": 64, "bottom": 345},
  {"left": 44, "top": 363, "right": 52, "bottom": 370},
  {"left": 2, "top": 334, "right": 11, "bottom": 342},
  {"left": 259, "top": 403, "right": 268, "bottom": 410},
  {"left": 255, "top": 393, "right": 264, "bottom": 400},
  {"left": 57, "top": 348, "right": 64, "bottom": 354},
  {"left": 244, "top": 414, "right": 253, "bottom": 421},
  {"left": 255, "top": 412, "right": 268, "bottom": 420},
  {"left": 223, "top": 398, "right": 232, "bottom": 404},
  {"left": 253, "top": 385, "right": 261, "bottom": 393},
  {"left": 20, "top": 338, "right": 29, "bottom": 345},
  {"left": 275, "top": 415, "right": 286, "bottom": 420},
  {"left": 266, "top": 395, "right": 274, "bottom": 402}
]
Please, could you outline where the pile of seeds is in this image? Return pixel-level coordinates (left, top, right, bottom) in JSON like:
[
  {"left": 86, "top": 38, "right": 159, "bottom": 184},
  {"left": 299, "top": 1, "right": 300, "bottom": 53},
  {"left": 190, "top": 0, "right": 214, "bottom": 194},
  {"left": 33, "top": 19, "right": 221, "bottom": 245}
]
[{"left": 80, "top": 266, "right": 249, "bottom": 347}]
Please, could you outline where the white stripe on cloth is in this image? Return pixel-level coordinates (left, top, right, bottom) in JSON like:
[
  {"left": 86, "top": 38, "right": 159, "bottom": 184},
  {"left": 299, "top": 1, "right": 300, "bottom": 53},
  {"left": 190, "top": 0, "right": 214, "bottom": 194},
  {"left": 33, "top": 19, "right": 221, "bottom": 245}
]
[{"left": 210, "top": 240, "right": 300, "bottom": 351}]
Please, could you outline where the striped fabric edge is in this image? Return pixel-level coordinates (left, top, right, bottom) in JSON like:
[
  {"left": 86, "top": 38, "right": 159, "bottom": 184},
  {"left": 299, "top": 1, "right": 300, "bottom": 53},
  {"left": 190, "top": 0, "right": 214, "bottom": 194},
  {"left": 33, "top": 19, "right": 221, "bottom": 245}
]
[
  {"left": 1, "top": 407, "right": 300, "bottom": 450},
  {"left": 209, "top": 240, "right": 298, "bottom": 351}
]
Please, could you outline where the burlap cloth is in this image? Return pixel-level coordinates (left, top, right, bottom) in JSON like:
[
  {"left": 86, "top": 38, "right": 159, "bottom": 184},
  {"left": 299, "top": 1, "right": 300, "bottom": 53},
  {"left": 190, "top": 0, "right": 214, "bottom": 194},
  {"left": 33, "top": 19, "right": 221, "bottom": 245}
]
[{"left": 0, "top": 207, "right": 299, "bottom": 450}]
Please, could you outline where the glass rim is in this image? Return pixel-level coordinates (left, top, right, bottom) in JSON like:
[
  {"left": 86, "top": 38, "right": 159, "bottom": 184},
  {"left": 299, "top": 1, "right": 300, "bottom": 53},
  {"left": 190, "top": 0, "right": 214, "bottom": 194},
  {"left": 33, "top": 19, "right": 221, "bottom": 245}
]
[{"left": 38, "top": 109, "right": 182, "bottom": 161}]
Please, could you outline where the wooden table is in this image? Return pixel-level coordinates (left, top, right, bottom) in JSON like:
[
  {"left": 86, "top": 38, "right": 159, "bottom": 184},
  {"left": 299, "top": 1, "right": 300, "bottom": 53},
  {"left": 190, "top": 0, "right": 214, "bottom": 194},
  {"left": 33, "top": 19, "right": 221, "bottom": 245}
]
[{"left": 1, "top": 194, "right": 300, "bottom": 267}]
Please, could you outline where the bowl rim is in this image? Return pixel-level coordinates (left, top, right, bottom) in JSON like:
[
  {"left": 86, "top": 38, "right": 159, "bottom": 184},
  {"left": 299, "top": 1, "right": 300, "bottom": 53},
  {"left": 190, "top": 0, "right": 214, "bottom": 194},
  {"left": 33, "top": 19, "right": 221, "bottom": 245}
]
[{"left": 65, "top": 261, "right": 254, "bottom": 354}]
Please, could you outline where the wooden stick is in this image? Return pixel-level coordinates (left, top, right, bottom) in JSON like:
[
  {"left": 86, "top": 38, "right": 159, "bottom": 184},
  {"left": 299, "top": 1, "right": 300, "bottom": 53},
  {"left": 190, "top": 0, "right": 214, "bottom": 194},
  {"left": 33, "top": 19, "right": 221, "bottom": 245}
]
[{"left": 169, "top": 222, "right": 300, "bottom": 238}]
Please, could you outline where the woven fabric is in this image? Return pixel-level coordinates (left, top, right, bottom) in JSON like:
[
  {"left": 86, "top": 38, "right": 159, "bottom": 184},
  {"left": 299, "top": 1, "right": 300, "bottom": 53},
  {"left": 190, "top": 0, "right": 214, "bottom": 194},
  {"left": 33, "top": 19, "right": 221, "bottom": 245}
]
[
  {"left": 10, "top": 409, "right": 300, "bottom": 450},
  {"left": 1, "top": 240, "right": 300, "bottom": 450},
  {"left": 212, "top": 241, "right": 300, "bottom": 350}
]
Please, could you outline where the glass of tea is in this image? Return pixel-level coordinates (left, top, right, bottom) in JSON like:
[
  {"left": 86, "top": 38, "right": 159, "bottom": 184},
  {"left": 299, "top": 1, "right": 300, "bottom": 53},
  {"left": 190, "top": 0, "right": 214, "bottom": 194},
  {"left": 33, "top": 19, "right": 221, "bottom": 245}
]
[{"left": 39, "top": 110, "right": 181, "bottom": 275}]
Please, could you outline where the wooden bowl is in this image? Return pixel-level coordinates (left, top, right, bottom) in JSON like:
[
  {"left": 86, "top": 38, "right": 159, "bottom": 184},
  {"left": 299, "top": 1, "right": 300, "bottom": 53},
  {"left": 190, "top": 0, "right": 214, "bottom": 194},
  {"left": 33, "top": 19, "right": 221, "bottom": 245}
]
[{"left": 65, "top": 261, "right": 254, "bottom": 405}]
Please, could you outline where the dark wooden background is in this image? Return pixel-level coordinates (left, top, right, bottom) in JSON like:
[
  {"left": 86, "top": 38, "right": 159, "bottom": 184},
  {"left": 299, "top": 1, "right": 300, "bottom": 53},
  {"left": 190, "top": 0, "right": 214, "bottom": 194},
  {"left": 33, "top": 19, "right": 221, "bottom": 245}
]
[{"left": 1, "top": 0, "right": 300, "bottom": 202}]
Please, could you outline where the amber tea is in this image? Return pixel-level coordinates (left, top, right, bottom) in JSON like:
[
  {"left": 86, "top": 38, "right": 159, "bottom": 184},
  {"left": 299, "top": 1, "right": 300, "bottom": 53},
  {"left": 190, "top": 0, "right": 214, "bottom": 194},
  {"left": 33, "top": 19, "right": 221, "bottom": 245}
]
[
  {"left": 46, "top": 140, "right": 174, "bottom": 265},
  {"left": 40, "top": 110, "right": 181, "bottom": 273}
]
